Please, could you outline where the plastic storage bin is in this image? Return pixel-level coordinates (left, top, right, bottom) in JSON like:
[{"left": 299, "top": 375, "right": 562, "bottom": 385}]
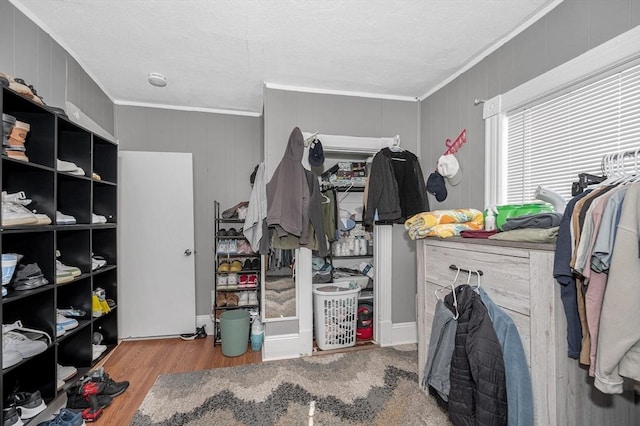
[
  {"left": 220, "top": 309, "right": 250, "bottom": 357},
  {"left": 313, "top": 284, "right": 361, "bottom": 350}
]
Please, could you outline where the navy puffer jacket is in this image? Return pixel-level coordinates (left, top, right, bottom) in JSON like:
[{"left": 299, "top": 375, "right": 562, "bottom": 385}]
[{"left": 444, "top": 285, "right": 507, "bottom": 426}]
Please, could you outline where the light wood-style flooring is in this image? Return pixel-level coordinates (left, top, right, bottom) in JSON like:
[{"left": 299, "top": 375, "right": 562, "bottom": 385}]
[{"left": 94, "top": 337, "right": 262, "bottom": 425}]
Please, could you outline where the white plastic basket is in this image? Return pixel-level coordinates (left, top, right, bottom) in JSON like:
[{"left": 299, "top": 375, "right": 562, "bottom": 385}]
[{"left": 313, "top": 284, "right": 361, "bottom": 350}]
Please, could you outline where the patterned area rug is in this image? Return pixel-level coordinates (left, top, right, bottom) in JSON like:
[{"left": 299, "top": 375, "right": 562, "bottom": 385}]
[{"left": 131, "top": 345, "right": 450, "bottom": 426}]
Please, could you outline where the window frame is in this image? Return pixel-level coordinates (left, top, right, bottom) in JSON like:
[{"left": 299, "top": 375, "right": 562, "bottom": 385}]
[{"left": 483, "top": 26, "right": 640, "bottom": 208}]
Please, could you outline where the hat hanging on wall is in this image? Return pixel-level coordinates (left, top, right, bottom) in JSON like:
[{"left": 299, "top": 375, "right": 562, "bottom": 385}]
[
  {"left": 437, "top": 154, "right": 463, "bottom": 186},
  {"left": 426, "top": 171, "right": 448, "bottom": 202},
  {"left": 308, "top": 139, "right": 325, "bottom": 167}
]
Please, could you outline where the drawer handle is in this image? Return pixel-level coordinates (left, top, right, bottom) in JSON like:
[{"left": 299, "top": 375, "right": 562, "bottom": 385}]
[{"left": 449, "top": 264, "right": 483, "bottom": 276}]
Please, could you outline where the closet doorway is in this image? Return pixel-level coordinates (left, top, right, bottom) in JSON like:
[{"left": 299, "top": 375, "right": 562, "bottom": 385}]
[{"left": 118, "top": 151, "right": 196, "bottom": 338}]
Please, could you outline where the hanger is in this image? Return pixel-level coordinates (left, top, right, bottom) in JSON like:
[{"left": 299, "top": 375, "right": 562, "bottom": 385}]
[
  {"left": 435, "top": 266, "right": 460, "bottom": 320},
  {"left": 471, "top": 270, "right": 482, "bottom": 293},
  {"left": 338, "top": 182, "right": 354, "bottom": 202}
]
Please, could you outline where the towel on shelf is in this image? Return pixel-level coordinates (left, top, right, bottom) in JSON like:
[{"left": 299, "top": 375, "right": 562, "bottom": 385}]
[{"left": 404, "top": 209, "right": 484, "bottom": 239}]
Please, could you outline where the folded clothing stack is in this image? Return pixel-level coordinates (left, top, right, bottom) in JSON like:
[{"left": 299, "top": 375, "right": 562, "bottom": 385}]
[{"left": 404, "top": 209, "right": 484, "bottom": 239}]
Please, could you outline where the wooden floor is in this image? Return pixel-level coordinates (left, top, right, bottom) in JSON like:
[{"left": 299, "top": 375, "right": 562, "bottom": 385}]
[{"left": 94, "top": 337, "right": 262, "bottom": 425}]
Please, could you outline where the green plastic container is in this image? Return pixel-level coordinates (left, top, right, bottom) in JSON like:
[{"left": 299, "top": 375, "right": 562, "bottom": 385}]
[
  {"left": 494, "top": 203, "right": 554, "bottom": 230},
  {"left": 220, "top": 310, "right": 250, "bottom": 357}
]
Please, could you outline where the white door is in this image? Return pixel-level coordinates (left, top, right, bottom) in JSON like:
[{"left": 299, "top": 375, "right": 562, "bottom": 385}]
[{"left": 118, "top": 151, "right": 196, "bottom": 338}]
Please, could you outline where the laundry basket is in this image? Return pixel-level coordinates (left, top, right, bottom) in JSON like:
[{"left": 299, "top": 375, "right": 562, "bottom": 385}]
[{"left": 313, "top": 284, "right": 361, "bottom": 350}]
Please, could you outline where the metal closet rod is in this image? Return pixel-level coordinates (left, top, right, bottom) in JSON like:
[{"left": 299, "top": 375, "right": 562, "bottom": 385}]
[{"left": 449, "top": 264, "right": 484, "bottom": 276}]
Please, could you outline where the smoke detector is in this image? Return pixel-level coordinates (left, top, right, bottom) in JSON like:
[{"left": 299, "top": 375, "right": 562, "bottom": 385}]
[{"left": 148, "top": 72, "right": 167, "bottom": 87}]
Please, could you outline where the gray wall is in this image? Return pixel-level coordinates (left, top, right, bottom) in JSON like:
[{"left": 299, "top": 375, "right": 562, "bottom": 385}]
[
  {"left": 114, "top": 105, "right": 263, "bottom": 315},
  {"left": 420, "top": 0, "right": 640, "bottom": 210},
  {"left": 0, "top": 0, "right": 114, "bottom": 134},
  {"left": 264, "top": 87, "right": 420, "bottom": 324}
]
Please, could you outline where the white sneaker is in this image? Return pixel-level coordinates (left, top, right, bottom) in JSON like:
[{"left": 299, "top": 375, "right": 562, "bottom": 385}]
[
  {"left": 2, "top": 347, "right": 23, "bottom": 369},
  {"left": 57, "top": 363, "right": 77, "bottom": 381},
  {"left": 56, "top": 314, "right": 78, "bottom": 331},
  {"left": 56, "top": 260, "right": 81, "bottom": 277},
  {"left": 248, "top": 291, "right": 259, "bottom": 306},
  {"left": 56, "top": 211, "right": 76, "bottom": 225},
  {"left": 92, "top": 344, "right": 107, "bottom": 361},
  {"left": 69, "top": 167, "right": 86, "bottom": 176},
  {"left": 2, "top": 190, "right": 31, "bottom": 206},
  {"left": 91, "top": 256, "right": 107, "bottom": 271},
  {"left": 2, "top": 329, "right": 48, "bottom": 358},
  {"left": 56, "top": 159, "right": 78, "bottom": 172},
  {"left": 91, "top": 213, "right": 107, "bottom": 224},
  {"left": 238, "top": 292, "right": 249, "bottom": 306},
  {"left": 2, "top": 201, "right": 38, "bottom": 226}
]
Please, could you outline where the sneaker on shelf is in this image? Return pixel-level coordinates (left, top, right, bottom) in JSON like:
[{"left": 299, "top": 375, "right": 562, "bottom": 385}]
[
  {"left": 1, "top": 201, "right": 38, "bottom": 226},
  {"left": 91, "top": 213, "right": 107, "bottom": 224},
  {"left": 216, "top": 240, "right": 229, "bottom": 255},
  {"left": 5, "top": 150, "right": 29, "bottom": 162},
  {"left": 1, "top": 405, "right": 23, "bottom": 426},
  {"left": 2, "top": 253, "right": 18, "bottom": 285},
  {"left": 91, "top": 172, "right": 102, "bottom": 181},
  {"left": 217, "top": 274, "right": 228, "bottom": 289},
  {"left": 7, "top": 390, "right": 46, "bottom": 420},
  {"left": 91, "top": 344, "right": 107, "bottom": 361},
  {"left": 68, "top": 166, "right": 85, "bottom": 177},
  {"left": 92, "top": 332, "right": 104, "bottom": 346},
  {"left": 2, "top": 327, "right": 48, "bottom": 358},
  {"left": 237, "top": 291, "right": 249, "bottom": 307},
  {"left": 227, "top": 239, "right": 238, "bottom": 254},
  {"left": 92, "top": 294, "right": 104, "bottom": 318},
  {"left": 13, "top": 263, "right": 49, "bottom": 291},
  {"left": 229, "top": 260, "right": 242, "bottom": 272},
  {"left": 56, "top": 260, "right": 81, "bottom": 277},
  {"left": 56, "top": 211, "right": 76, "bottom": 225},
  {"left": 56, "top": 159, "right": 79, "bottom": 173},
  {"left": 57, "top": 364, "right": 78, "bottom": 382},
  {"left": 56, "top": 378, "right": 65, "bottom": 392},
  {"left": 248, "top": 291, "right": 259, "bottom": 306},
  {"left": 56, "top": 314, "right": 78, "bottom": 331},
  {"left": 57, "top": 307, "right": 87, "bottom": 318},
  {"left": 91, "top": 255, "right": 107, "bottom": 271},
  {"left": 55, "top": 269, "right": 74, "bottom": 285},
  {"left": 217, "top": 261, "right": 230, "bottom": 272},
  {"left": 1, "top": 286, "right": 7, "bottom": 297},
  {"left": 2, "top": 347, "right": 23, "bottom": 369},
  {"left": 2, "top": 191, "right": 31, "bottom": 206},
  {"left": 56, "top": 324, "right": 66, "bottom": 337},
  {"left": 87, "top": 367, "right": 130, "bottom": 397}
]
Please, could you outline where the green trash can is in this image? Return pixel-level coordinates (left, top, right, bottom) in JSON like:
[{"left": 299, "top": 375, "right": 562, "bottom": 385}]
[{"left": 220, "top": 309, "right": 250, "bottom": 357}]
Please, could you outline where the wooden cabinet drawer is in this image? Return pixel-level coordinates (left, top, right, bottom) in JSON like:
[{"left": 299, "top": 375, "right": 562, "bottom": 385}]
[{"left": 422, "top": 242, "right": 531, "bottom": 316}]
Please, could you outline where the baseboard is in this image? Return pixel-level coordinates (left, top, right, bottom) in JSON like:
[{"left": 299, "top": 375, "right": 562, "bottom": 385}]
[{"left": 391, "top": 321, "right": 417, "bottom": 345}]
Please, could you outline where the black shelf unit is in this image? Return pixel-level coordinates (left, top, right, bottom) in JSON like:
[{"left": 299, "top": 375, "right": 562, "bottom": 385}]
[
  {"left": 0, "top": 87, "right": 118, "bottom": 416},
  {"left": 212, "top": 201, "right": 261, "bottom": 346}
]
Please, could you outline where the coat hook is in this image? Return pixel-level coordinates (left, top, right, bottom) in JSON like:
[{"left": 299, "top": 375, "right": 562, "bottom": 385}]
[{"left": 474, "top": 99, "right": 486, "bottom": 106}]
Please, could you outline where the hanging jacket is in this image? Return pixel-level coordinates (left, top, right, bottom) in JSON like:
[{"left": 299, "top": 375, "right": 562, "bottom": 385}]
[
  {"left": 266, "top": 127, "right": 310, "bottom": 238},
  {"left": 364, "top": 148, "right": 429, "bottom": 226},
  {"left": 423, "top": 299, "right": 457, "bottom": 402},
  {"left": 445, "top": 285, "right": 507, "bottom": 426},
  {"left": 479, "top": 288, "right": 533, "bottom": 426}
]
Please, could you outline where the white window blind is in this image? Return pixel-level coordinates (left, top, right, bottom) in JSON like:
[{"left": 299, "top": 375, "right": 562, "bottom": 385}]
[{"left": 505, "top": 62, "right": 640, "bottom": 204}]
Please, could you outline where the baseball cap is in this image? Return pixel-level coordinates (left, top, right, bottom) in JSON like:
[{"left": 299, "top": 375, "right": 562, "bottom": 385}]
[
  {"left": 426, "top": 171, "right": 447, "bottom": 202},
  {"left": 437, "top": 154, "right": 462, "bottom": 186},
  {"left": 309, "top": 139, "right": 324, "bottom": 167}
]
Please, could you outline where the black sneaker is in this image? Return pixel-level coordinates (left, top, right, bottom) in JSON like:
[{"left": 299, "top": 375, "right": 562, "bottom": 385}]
[
  {"left": 6, "top": 390, "right": 46, "bottom": 420},
  {"left": 2, "top": 405, "right": 21, "bottom": 426},
  {"left": 66, "top": 385, "right": 112, "bottom": 409},
  {"left": 180, "top": 325, "right": 207, "bottom": 341},
  {"left": 87, "top": 370, "right": 129, "bottom": 397}
]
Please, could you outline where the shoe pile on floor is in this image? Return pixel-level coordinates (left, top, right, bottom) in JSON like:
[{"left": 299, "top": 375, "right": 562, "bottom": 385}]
[{"left": 1, "top": 366, "right": 130, "bottom": 425}]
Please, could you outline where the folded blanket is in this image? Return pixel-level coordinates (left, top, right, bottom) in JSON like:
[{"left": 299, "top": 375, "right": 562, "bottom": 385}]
[
  {"left": 488, "top": 227, "right": 559, "bottom": 243},
  {"left": 405, "top": 209, "right": 484, "bottom": 240}
]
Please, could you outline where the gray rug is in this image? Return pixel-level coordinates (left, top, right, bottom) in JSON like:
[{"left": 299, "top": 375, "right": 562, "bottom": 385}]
[{"left": 131, "top": 345, "right": 450, "bottom": 425}]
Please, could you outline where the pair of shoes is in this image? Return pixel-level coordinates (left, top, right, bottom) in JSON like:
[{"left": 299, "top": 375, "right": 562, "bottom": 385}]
[
  {"left": 237, "top": 240, "right": 253, "bottom": 254},
  {"left": 221, "top": 201, "right": 249, "bottom": 219},
  {"left": 86, "top": 367, "right": 130, "bottom": 397},
  {"left": 13, "top": 263, "right": 49, "bottom": 290},
  {"left": 37, "top": 408, "right": 83, "bottom": 426},
  {"left": 58, "top": 363, "right": 78, "bottom": 381},
  {"left": 239, "top": 274, "right": 258, "bottom": 289},
  {"left": 92, "top": 288, "right": 111, "bottom": 318},
  {"left": 215, "top": 291, "right": 227, "bottom": 307},
  {"left": 2, "top": 321, "right": 50, "bottom": 368},
  {"left": 225, "top": 293, "right": 238, "bottom": 307},
  {"left": 1, "top": 199, "right": 38, "bottom": 226},
  {"left": 6, "top": 389, "right": 46, "bottom": 420},
  {"left": 56, "top": 312, "right": 79, "bottom": 331},
  {"left": 2, "top": 253, "right": 18, "bottom": 285},
  {"left": 216, "top": 239, "right": 238, "bottom": 254},
  {"left": 92, "top": 344, "right": 107, "bottom": 361},
  {"left": 57, "top": 251, "right": 82, "bottom": 278},
  {"left": 227, "top": 273, "right": 238, "bottom": 290},
  {"left": 237, "top": 291, "right": 258, "bottom": 307},
  {"left": 179, "top": 325, "right": 207, "bottom": 341},
  {"left": 229, "top": 260, "right": 242, "bottom": 272},
  {"left": 217, "top": 274, "right": 228, "bottom": 289},
  {"left": 66, "top": 383, "right": 112, "bottom": 411},
  {"left": 91, "top": 255, "right": 107, "bottom": 271},
  {"left": 217, "top": 261, "right": 230, "bottom": 272},
  {"left": 2, "top": 405, "right": 22, "bottom": 426}
]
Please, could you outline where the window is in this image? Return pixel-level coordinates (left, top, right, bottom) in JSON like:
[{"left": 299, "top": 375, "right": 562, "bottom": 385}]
[
  {"left": 505, "top": 63, "right": 640, "bottom": 203},
  {"left": 483, "top": 26, "right": 640, "bottom": 207}
]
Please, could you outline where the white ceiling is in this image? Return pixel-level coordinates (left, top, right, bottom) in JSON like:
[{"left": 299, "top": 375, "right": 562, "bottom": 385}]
[{"left": 11, "top": 0, "right": 559, "bottom": 116}]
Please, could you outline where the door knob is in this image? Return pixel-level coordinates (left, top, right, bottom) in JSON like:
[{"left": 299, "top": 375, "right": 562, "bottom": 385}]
[{"left": 184, "top": 249, "right": 192, "bottom": 256}]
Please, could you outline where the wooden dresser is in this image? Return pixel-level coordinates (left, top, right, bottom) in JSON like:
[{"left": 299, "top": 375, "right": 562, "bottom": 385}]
[{"left": 416, "top": 238, "right": 639, "bottom": 426}]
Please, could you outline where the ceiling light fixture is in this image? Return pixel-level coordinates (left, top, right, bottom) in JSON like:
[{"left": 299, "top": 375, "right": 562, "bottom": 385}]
[{"left": 148, "top": 72, "right": 167, "bottom": 87}]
